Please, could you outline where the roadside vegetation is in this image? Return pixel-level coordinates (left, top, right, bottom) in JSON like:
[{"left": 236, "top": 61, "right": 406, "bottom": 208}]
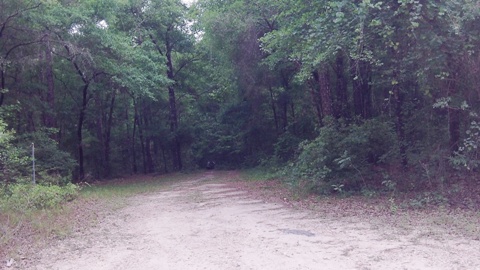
[
  {"left": 2, "top": 169, "right": 480, "bottom": 263},
  {"left": 0, "top": 172, "right": 185, "bottom": 262},
  {"left": 236, "top": 170, "right": 480, "bottom": 240}
]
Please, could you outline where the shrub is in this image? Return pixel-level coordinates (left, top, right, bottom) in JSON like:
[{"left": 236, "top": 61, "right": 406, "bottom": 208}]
[
  {"left": 286, "top": 118, "right": 397, "bottom": 193},
  {"left": 451, "top": 116, "right": 480, "bottom": 171},
  {"left": 17, "top": 128, "right": 76, "bottom": 177},
  {"left": 1, "top": 183, "right": 79, "bottom": 211},
  {"left": 0, "top": 120, "right": 76, "bottom": 185},
  {"left": 274, "top": 131, "right": 303, "bottom": 163},
  {"left": 0, "top": 119, "right": 29, "bottom": 183}
]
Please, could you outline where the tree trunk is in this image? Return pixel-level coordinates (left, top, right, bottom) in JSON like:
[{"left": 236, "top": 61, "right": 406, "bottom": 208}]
[
  {"left": 161, "top": 146, "right": 168, "bottom": 173},
  {"left": 168, "top": 85, "right": 181, "bottom": 170},
  {"left": 77, "top": 83, "right": 89, "bottom": 181},
  {"left": 103, "top": 92, "right": 116, "bottom": 177},
  {"left": 308, "top": 79, "right": 323, "bottom": 126},
  {"left": 145, "top": 137, "right": 154, "bottom": 173},
  {"left": 281, "top": 99, "right": 288, "bottom": 131},
  {"left": 65, "top": 43, "right": 101, "bottom": 181},
  {"left": 269, "top": 87, "right": 279, "bottom": 133},
  {"left": 166, "top": 39, "right": 182, "bottom": 170},
  {"left": 95, "top": 99, "right": 104, "bottom": 177},
  {"left": 290, "top": 102, "right": 296, "bottom": 134},
  {"left": 395, "top": 89, "right": 407, "bottom": 167},
  {"left": 142, "top": 104, "right": 154, "bottom": 173},
  {"left": 44, "top": 36, "right": 56, "bottom": 129},
  {"left": 280, "top": 71, "right": 291, "bottom": 132},
  {"left": 313, "top": 69, "right": 333, "bottom": 118},
  {"left": 132, "top": 104, "right": 139, "bottom": 173},
  {"left": 0, "top": 63, "right": 5, "bottom": 106},
  {"left": 447, "top": 72, "right": 461, "bottom": 152},
  {"left": 137, "top": 107, "right": 147, "bottom": 174},
  {"left": 392, "top": 74, "right": 408, "bottom": 167},
  {"left": 334, "top": 51, "right": 349, "bottom": 118},
  {"left": 351, "top": 60, "right": 372, "bottom": 119}
]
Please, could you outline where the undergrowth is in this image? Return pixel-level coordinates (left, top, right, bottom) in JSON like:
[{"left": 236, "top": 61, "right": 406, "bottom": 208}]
[{"left": 0, "top": 183, "right": 79, "bottom": 211}]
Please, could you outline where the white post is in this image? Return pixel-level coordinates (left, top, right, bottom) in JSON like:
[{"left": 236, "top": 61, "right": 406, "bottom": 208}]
[{"left": 32, "top": 143, "right": 35, "bottom": 184}]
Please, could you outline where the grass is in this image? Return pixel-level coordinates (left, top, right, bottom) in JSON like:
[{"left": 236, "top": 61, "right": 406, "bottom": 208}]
[
  {"left": 1, "top": 201, "right": 89, "bottom": 261},
  {"left": 81, "top": 173, "right": 188, "bottom": 199},
  {"left": 239, "top": 168, "right": 278, "bottom": 182}
]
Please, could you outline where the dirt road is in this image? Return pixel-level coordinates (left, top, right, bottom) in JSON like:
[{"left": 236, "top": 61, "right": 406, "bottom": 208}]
[{"left": 26, "top": 171, "right": 480, "bottom": 269}]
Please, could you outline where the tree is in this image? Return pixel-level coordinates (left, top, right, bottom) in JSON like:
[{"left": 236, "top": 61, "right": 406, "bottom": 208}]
[
  {"left": 126, "top": 0, "right": 195, "bottom": 171},
  {"left": 0, "top": 0, "right": 42, "bottom": 107}
]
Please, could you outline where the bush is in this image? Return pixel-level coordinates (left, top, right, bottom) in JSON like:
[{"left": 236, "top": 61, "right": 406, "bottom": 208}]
[
  {"left": 0, "top": 119, "right": 76, "bottom": 185},
  {"left": 274, "top": 131, "right": 303, "bottom": 162},
  {"left": 451, "top": 116, "right": 480, "bottom": 171},
  {"left": 0, "top": 119, "right": 29, "bottom": 183},
  {"left": 17, "top": 128, "right": 76, "bottom": 177},
  {"left": 1, "top": 183, "right": 79, "bottom": 211},
  {"left": 285, "top": 118, "right": 397, "bottom": 193}
]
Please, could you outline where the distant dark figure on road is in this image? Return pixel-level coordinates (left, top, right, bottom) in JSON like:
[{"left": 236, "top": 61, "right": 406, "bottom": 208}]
[{"left": 206, "top": 161, "right": 216, "bottom": 170}]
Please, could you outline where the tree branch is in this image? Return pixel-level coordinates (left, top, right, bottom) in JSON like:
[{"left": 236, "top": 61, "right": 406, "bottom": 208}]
[
  {"left": 149, "top": 34, "right": 164, "bottom": 56},
  {"left": 0, "top": 3, "right": 41, "bottom": 38}
]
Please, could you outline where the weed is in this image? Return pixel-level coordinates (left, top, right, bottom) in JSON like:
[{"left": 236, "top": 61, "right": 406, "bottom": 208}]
[
  {"left": 331, "top": 184, "right": 345, "bottom": 194},
  {"left": 388, "top": 197, "right": 398, "bottom": 214},
  {"left": 0, "top": 198, "right": 91, "bottom": 260},
  {"left": 382, "top": 177, "right": 397, "bottom": 193},
  {"left": 361, "top": 188, "right": 377, "bottom": 198},
  {"left": 408, "top": 192, "right": 448, "bottom": 209}
]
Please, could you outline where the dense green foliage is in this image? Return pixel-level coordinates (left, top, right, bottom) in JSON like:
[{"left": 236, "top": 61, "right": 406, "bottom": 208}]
[
  {"left": 0, "top": 183, "right": 79, "bottom": 211},
  {"left": 285, "top": 118, "right": 397, "bottom": 192},
  {"left": 0, "top": 119, "right": 28, "bottom": 182},
  {"left": 1, "top": 0, "right": 480, "bottom": 193}
]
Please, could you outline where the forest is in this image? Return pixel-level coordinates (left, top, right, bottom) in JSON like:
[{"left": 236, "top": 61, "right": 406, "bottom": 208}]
[{"left": 1, "top": 0, "right": 480, "bottom": 197}]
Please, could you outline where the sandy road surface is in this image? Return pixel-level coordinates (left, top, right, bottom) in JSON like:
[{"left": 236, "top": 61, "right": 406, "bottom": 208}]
[{"left": 25, "top": 171, "right": 480, "bottom": 270}]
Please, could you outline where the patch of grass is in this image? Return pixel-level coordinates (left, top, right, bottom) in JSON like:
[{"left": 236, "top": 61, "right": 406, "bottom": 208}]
[
  {"left": 429, "top": 209, "right": 480, "bottom": 239},
  {"left": 1, "top": 182, "right": 82, "bottom": 259},
  {"left": 0, "top": 196, "right": 101, "bottom": 261},
  {"left": 239, "top": 168, "right": 278, "bottom": 182},
  {"left": 0, "top": 211, "right": 23, "bottom": 246},
  {"left": 80, "top": 173, "right": 184, "bottom": 199}
]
